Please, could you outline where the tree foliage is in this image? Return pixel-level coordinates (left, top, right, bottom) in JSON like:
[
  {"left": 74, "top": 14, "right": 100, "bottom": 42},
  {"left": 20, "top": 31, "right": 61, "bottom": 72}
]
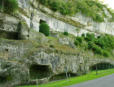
[
  {"left": 0, "top": 0, "right": 18, "bottom": 13},
  {"left": 74, "top": 33, "right": 114, "bottom": 57}
]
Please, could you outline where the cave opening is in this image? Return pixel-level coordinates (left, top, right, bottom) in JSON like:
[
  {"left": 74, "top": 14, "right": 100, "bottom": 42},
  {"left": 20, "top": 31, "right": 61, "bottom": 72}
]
[
  {"left": 0, "top": 75, "right": 7, "bottom": 83},
  {"left": 0, "top": 30, "right": 19, "bottom": 40},
  {"left": 0, "top": 22, "right": 22, "bottom": 40},
  {"left": 90, "top": 62, "right": 114, "bottom": 71},
  {"left": 30, "top": 64, "right": 51, "bottom": 80},
  {"left": 0, "top": 74, "right": 12, "bottom": 84},
  {"left": 49, "top": 73, "right": 77, "bottom": 81},
  {"left": 40, "top": 19, "right": 46, "bottom": 24}
]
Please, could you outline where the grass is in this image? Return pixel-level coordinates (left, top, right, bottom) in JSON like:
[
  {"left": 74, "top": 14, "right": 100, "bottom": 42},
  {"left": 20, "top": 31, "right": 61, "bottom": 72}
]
[{"left": 18, "top": 69, "right": 114, "bottom": 87}]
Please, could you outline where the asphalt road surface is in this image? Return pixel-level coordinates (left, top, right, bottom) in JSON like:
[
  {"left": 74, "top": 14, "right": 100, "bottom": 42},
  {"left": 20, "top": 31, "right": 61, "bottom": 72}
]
[{"left": 68, "top": 74, "right": 114, "bottom": 87}]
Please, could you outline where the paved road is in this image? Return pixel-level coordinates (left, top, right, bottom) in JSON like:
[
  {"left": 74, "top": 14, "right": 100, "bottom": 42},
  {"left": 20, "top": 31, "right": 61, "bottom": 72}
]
[{"left": 68, "top": 74, "right": 114, "bottom": 87}]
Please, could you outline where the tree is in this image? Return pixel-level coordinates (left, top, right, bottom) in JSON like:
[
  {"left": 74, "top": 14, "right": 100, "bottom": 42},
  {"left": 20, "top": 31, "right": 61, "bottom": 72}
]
[
  {"left": 0, "top": 0, "right": 18, "bottom": 13},
  {"left": 0, "top": 0, "right": 4, "bottom": 12}
]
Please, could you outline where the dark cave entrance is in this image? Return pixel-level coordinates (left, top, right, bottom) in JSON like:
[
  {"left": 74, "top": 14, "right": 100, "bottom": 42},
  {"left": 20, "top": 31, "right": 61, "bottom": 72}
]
[
  {"left": 0, "top": 22, "right": 22, "bottom": 40},
  {"left": 0, "top": 30, "right": 19, "bottom": 40},
  {"left": 90, "top": 62, "right": 114, "bottom": 71},
  {"left": 0, "top": 74, "right": 12, "bottom": 84},
  {"left": 0, "top": 75, "right": 7, "bottom": 83},
  {"left": 30, "top": 64, "right": 51, "bottom": 79},
  {"left": 40, "top": 19, "right": 46, "bottom": 24},
  {"left": 49, "top": 73, "right": 77, "bottom": 81}
]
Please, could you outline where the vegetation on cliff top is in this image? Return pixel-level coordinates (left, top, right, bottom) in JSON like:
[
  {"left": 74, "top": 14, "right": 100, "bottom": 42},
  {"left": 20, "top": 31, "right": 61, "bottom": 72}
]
[
  {"left": 38, "top": 0, "right": 113, "bottom": 22},
  {"left": 0, "top": 0, "right": 113, "bottom": 22}
]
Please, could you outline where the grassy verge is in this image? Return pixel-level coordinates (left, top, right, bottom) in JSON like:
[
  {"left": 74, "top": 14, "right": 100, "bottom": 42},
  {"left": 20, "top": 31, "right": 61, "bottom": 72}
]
[{"left": 18, "top": 69, "right": 114, "bottom": 87}]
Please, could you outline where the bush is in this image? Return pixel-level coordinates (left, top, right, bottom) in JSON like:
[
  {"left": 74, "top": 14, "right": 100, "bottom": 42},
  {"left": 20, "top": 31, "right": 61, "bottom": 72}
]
[
  {"left": 76, "top": 37, "right": 83, "bottom": 43},
  {"left": 102, "top": 50, "right": 110, "bottom": 57},
  {"left": 74, "top": 33, "right": 114, "bottom": 57},
  {"left": 59, "top": 3, "right": 69, "bottom": 15},
  {"left": 50, "top": 45, "right": 54, "bottom": 48},
  {"left": 39, "top": 23, "right": 50, "bottom": 36},
  {"left": 95, "top": 34, "right": 114, "bottom": 49},
  {"left": 94, "top": 14, "right": 104, "bottom": 22},
  {"left": 74, "top": 37, "right": 83, "bottom": 46},
  {"left": 81, "top": 42, "right": 88, "bottom": 50},
  {"left": 74, "top": 40, "right": 80, "bottom": 46},
  {"left": 82, "top": 33, "right": 86, "bottom": 37},
  {"left": 63, "top": 32, "right": 69, "bottom": 36},
  {"left": 88, "top": 41, "right": 94, "bottom": 49},
  {"left": 92, "top": 45, "right": 102, "bottom": 55},
  {"left": 85, "top": 33, "right": 95, "bottom": 41},
  {"left": 50, "top": 1, "right": 61, "bottom": 11}
]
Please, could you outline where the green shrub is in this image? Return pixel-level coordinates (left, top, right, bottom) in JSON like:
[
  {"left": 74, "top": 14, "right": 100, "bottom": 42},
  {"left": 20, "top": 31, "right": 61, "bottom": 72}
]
[
  {"left": 74, "top": 33, "right": 114, "bottom": 57},
  {"left": 63, "top": 32, "right": 69, "bottom": 36},
  {"left": 50, "top": 1, "right": 61, "bottom": 12},
  {"left": 74, "top": 40, "right": 80, "bottom": 46},
  {"left": 85, "top": 33, "right": 95, "bottom": 41},
  {"left": 76, "top": 37, "right": 83, "bottom": 43},
  {"left": 92, "top": 45, "right": 102, "bottom": 55},
  {"left": 82, "top": 33, "right": 86, "bottom": 37},
  {"left": 102, "top": 50, "right": 110, "bottom": 57},
  {"left": 94, "top": 14, "right": 104, "bottom": 22},
  {"left": 39, "top": 23, "right": 50, "bottom": 36},
  {"left": 50, "top": 45, "right": 54, "bottom": 48},
  {"left": 74, "top": 37, "right": 83, "bottom": 46},
  {"left": 88, "top": 41, "right": 95, "bottom": 49},
  {"left": 95, "top": 34, "right": 114, "bottom": 49},
  {"left": 59, "top": 2, "right": 71, "bottom": 15},
  {"left": 81, "top": 42, "right": 88, "bottom": 50}
]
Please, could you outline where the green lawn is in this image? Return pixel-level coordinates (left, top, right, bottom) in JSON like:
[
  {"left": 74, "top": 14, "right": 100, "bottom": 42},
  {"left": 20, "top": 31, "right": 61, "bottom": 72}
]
[{"left": 18, "top": 69, "right": 114, "bottom": 87}]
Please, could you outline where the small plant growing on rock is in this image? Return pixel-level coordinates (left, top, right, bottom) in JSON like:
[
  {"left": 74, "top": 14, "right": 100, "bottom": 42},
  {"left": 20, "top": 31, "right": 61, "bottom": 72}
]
[
  {"left": 39, "top": 23, "right": 50, "bottom": 36},
  {"left": 63, "top": 32, "right": 69, "bottom": 36}
]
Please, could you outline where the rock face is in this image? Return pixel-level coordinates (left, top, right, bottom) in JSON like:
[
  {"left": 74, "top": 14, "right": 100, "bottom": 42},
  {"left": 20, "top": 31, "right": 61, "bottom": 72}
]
[
  {"left": 0, "top": 0, "right": 114, "bottom": 37},
  {"left": 0, "top": 0, "right": 114, "bottom": 87},
  {"left": 0, "top": 13, "right": 19, "bottom": 32},
  {"left": 16, "top": 0, "right": 114, "bottom": 36},
  {"left": 0, "top": 38, "right": 114, "bottom": 86}
]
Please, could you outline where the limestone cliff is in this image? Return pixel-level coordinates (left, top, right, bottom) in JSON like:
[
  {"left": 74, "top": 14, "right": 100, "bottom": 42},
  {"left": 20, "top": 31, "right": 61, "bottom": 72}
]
[
  {"left": 17, "top": 0, "right": 114, "bottom": 36},
  {"left": 0, "top": 0, "right": 114, "bottom": 87}
]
